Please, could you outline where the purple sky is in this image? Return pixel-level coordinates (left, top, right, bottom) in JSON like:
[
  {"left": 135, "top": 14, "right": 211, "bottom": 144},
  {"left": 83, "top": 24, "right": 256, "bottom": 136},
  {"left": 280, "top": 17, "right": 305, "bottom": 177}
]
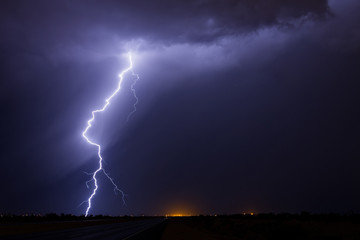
[{"left": 1, "top": 0, "right": 360, "bottom": 216}]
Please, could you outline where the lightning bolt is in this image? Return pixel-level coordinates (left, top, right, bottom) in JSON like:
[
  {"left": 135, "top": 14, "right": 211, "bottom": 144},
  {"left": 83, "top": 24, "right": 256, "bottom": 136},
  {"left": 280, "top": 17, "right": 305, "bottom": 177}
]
[
  {"left": 82, "top": 52, "right": 138, "bottom": 217},
  {"left": 126, "top": 72, "right": 139, "bottom": 122}
]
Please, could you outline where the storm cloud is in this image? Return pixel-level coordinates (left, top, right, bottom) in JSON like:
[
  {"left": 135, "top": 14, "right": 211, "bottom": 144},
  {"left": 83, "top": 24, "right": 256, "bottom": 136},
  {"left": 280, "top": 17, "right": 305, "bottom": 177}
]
[{"left": 1, "top": 0, "right": 359, "bottom": 215}]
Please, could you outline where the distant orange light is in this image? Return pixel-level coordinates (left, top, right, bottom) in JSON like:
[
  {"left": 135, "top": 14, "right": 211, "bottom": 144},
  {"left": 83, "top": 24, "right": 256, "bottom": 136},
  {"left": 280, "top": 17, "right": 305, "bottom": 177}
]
[
  {"left": 163, "top": 201, "right": 197, "bottom": 217},
  {"left": 243, "top": 212, "right": 255, "bottom": 216},
  {"left": 165, "top": 213, "right": 192, "bottom": 217}
]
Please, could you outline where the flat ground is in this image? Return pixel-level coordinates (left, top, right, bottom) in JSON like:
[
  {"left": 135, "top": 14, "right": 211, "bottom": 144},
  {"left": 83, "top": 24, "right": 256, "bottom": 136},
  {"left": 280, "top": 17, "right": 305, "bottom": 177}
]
[
  {"left": 2, "top": 216, "right": 360, "bottom": 239},
  {"left": 161, "top": 216, "right": 360, "bottom": 240},
  {"left": 0, "top": 218, "right": 138, "bottom": 236},
  {"left": 0, "top": 218, "right": 165, "bottom": 239}
]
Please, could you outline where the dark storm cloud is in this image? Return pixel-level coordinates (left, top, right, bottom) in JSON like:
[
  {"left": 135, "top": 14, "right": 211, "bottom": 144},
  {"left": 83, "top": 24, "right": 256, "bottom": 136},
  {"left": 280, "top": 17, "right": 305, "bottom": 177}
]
[
  {"left": 1, "top": 0, "right": 360, "bottom": 216},
  {"left": 96, "top": 0, "right": 330, "bottom": 42},
  {"left": 0, "top": 0, "right": 329, "bottom": 48},
  {"left": 0, "top": 0, "right": 329, "bottom": 100},
  {"left": 0, "top": 0, "right": 332, "bottom": 101}
]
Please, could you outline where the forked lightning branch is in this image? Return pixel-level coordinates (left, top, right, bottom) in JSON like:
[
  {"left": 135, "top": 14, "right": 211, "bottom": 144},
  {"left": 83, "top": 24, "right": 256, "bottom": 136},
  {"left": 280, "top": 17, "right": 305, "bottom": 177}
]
[{"left": 82, "top": 53, "right": 139, "bottom": 217}]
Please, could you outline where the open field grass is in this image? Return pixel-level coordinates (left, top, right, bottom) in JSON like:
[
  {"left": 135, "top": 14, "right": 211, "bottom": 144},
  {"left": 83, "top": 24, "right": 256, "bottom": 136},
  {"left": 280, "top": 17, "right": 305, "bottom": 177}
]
[
  {"left": 161, "top": 215, "right": 360, "bottom": 240},
  {"left": 2, "top": 214, "right": 360, "bottom": 239},
  {"left": 0, "top": 215, "right": 148, "bottom": 236}
]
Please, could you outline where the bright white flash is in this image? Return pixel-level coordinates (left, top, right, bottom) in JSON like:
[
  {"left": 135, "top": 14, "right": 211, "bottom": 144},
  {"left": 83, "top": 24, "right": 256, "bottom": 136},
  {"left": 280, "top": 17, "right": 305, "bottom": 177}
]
[{"left": 82, "top": 52, "right": 139, "bottom": 217}]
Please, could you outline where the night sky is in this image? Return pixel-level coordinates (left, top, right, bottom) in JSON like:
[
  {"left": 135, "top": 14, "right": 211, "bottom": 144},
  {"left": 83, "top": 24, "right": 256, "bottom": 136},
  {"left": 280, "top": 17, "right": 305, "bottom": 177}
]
[{"left": 1, "top": 0, "right": 360, "bottom": 216}]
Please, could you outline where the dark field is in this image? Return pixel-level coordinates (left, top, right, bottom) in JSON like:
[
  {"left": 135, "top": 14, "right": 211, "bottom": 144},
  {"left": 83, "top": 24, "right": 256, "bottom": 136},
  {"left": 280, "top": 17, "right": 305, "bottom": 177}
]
[
  {"left": 0, "top": 215, "right": 162, "bottom": 238},
  {"left": 162, "top": 214, "right": 360, "bottom": 240},
  {"left": 1, "top": 214, "right": 360, "bottom": 239}
]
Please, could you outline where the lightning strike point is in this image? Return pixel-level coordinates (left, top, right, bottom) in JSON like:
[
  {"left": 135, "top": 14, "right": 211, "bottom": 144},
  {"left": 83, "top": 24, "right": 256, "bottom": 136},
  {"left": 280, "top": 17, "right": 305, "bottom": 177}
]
[{"left": 82, "top": 52, "right": 138, "bottom": 217}]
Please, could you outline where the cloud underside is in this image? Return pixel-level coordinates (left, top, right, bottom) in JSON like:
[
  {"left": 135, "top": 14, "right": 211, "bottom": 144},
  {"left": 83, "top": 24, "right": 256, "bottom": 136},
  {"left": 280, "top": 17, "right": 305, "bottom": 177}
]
[{"left": 0, "top": 0, "right": 329, "bottom": 47}]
